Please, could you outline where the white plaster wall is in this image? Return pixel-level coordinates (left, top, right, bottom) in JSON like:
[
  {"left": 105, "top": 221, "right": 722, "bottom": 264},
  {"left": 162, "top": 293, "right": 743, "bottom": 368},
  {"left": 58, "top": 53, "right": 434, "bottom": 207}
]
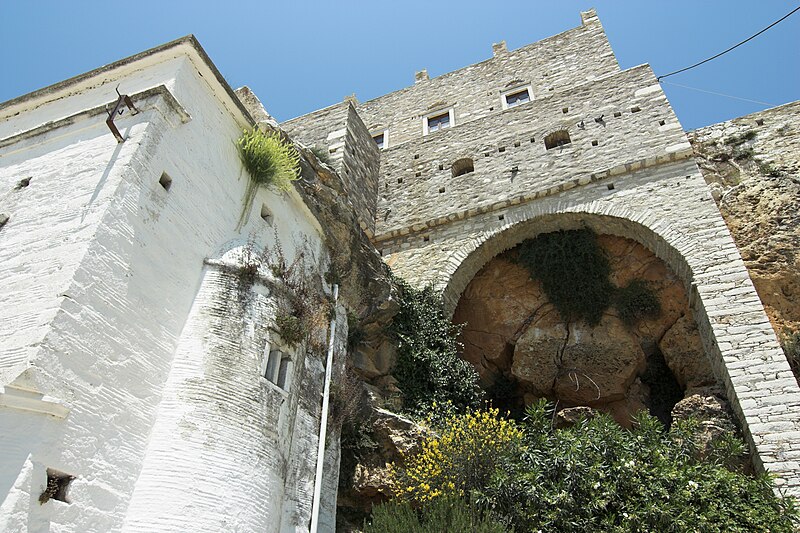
[{"left": 1, "top": 49, "right": 339, "bottom": 532}]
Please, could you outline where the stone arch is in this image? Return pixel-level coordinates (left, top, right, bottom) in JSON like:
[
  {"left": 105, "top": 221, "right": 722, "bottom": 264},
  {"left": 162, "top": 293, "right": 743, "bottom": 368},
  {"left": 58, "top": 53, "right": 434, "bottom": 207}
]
[{"left": 442, "top": 207, "right": 691, "bottom": 318}]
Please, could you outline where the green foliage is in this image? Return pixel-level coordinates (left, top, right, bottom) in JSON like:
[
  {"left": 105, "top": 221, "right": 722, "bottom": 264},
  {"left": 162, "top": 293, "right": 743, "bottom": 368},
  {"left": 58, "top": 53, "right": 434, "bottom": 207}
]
[
  {"left": 613, "top": 279, "right": 661, "bottom": 326},
  {"left": 756, "top": 159, "right": 782, "bottom": 177},
  {"left": 781, "top": 330, "right": 800, "bottom": 379},
  {"left": 474, "top": 401, "right": 798, "bottom": 532},
  {"left": 275, "top": 312, "right": 306, "bottom": 347},
  {"left": 390, "top": 276, "right": 483, "bottom": 416},
  {"left": 365, "top": 497, "right": 507, "bottom": 533},
  {"left": 516, "top": 229, "right": 614, "bottom": 325},
  {"left": 724, "top": 130, "right": 757, "bottom": 147},
  {"left": 237, "top": 128, "right": 300, "bottom": 190},
  {"left": 311, "top": 145, "right": 332, "bottom": 165}
]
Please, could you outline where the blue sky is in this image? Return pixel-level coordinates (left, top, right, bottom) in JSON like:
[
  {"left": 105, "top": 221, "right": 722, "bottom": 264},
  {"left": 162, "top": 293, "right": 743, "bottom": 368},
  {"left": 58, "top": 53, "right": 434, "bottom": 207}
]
[{"left": 1, "top": 1, "right": 798, "bottom": 130}]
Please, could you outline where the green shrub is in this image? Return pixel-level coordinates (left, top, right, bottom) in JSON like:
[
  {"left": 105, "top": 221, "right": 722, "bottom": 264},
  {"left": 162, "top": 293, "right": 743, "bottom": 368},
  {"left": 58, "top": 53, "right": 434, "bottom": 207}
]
[
  {"left": 613, "top": 279, "right": 661, "bottom": 326},
  {"left": 724, "top": 130, "right": 757, "bottom": 147},
  {"left": 237, "top": 128, "right": 300, "bottom": 190},
  {"left": 275, "top": 312, "right": 306, "bottom": 347},
  {"left": 365, "top": 497, "right": 507, "bottom": 533},
  {"left": 311, "top": 145, "right": 332, "bottom": 165},
  {"left": 477, "top": 401, "right": 798, "bottom": 532},
  {"left": 390, "top": 276, "right": 483, "bottom": 416},
  {"left": 236, "top": 128, "right": 300, "bottom": 226},
  {"left": 516, "top": 229, "right": 614, "bottom": 325}
]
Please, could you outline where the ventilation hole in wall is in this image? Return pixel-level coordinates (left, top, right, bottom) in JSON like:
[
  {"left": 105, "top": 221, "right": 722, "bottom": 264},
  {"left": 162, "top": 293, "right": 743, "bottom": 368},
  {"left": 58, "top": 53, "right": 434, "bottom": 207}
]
[
  {"left": 0, "top": 214, "right": 8, "bottom": 231},
  {"left": 413, "top": 154, "right": 419, "bottom": 159},
  {"left": 451, "top": 158, "right": 474, "bottom": 177},
  {"left": 498, "top": 146, "right": 506, "bottom": 153},
  {"left": 498, "top": 214, "right": 505, "bottom": 221},
  {"left": 39, "top": 469, "right": 74, "bottom": 504},
  {"left": 544, "top": 130, "right": 571, "bottom": 150},
  {"left": 260, "top": 203, "right": 272, "bottom": 224},
  {"left": 591, "top": 140, "right": 599, "bottom": 146},
  {"left": 423, "top": 236, "right": 430, "bottom": 242},
  {"left": 614, "top": 111, "right": 622, "bottom": 118},
  {"left": 631, "top": 106, "right": 641, "bottom": 113},
  {"left": 562, "top": 107, "right": 569, "bottom": 114},
  {"left": 397, "top": 178, "right": 403, "bottom": 184},
  {"left": 607, "top": 183, "right": 615, "bottom": 190},
  {"left": 438, "top": 164, "right": 444, "bottom": 171},
  {"left": 438, "top": 187, "right": 446, "bottom": 193},
  {"left": 756, "top": 119, "right": 764, "bottom": 126},
  {"left": 415, "top": 172, "right": 421, "bottom": 177},
  {"left": 14, "top": 177, "right": 31, "bottom": 190},
  {"left": 513, "top": 141, "right": 520, "bottom": 148},
  {"left": 658, "top": 120, "right": 666, "bottom": 126},
  {"left": 159, "top": 173, "right": 172, "bottom": 191}
]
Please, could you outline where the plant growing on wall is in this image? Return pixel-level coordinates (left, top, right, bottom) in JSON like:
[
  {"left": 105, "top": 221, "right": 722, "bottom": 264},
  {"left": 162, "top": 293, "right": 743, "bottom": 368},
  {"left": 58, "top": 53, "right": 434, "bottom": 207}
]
[
  {"left": 389, "top": 276, "right": 483, "bottom": 417},
  {"left": 236, "top": 128, "right": 300, "bottom": 226}
]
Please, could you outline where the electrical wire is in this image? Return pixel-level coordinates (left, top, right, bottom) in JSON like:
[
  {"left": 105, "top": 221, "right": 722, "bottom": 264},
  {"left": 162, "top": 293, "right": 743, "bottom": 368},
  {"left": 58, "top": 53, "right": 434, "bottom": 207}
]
[
  {"left": 657, "top": 5, "right": 800, "bottom": 80},
  {"left": 660, "top": 80, "right": 776, "bottom": 107}
]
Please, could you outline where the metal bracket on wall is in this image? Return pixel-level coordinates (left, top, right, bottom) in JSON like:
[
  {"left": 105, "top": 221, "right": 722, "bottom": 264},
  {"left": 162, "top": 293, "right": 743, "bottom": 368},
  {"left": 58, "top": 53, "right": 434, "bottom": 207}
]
[{"left": 106, "top": 88, "right": 139, "bottom": 143}]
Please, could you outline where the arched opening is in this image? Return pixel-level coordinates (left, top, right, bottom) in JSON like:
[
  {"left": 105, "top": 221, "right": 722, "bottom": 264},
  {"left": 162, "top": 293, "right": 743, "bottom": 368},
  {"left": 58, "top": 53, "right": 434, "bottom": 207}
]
[
  {"left": 451, "top": 158, "right": 474, "bottom": 178},
  {"left": 544, "top": 130, "right": 571, "bottom": 150}
]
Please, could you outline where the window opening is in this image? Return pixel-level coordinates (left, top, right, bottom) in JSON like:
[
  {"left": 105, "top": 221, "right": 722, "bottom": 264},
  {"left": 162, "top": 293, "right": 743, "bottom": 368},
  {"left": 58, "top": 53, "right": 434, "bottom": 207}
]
[
  {"left": 544, "top": 130, "right": 571, "bottom": 150},
  {"left": 260, "top": 203, "right": 272, "bottom": 224},
  {"left": 504, "top": 88, "right": 530, "bottom": 108},
  {"left": 373, "top": 133, "right": 385, "bottom": 149},
  {"left": 277, "top": 356, "right": 290, "bottom": 389},
  {"left": 427, "top": 112, "right": 451, "bottom": 133},
  {"left": 39, "top": 469, "right": 74, "bottom": 504}
]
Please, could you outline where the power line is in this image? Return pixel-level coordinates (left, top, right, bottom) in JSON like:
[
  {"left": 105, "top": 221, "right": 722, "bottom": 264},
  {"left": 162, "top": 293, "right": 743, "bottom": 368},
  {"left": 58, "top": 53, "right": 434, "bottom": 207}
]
[
  {"left": 660, "top": 80, "right": 776, "bottom": 107},
  {"left": 657, "top": 5, "right": 800, "bottom": 80}
]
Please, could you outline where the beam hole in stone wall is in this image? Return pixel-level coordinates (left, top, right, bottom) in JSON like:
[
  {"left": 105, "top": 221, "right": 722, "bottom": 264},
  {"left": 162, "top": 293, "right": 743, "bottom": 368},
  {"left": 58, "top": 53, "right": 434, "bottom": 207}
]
[
  {"left": 39, "top": 469, "right": 74, "bottom": 504},
  {"left": 260, "top": 203, "right": 272, "bottom": 224},
  {"left": 756, "top": 119, "right": 764, "bottom": 126},
  {"left": 0, "top": 213, "right": 8, "bottom": 231},
  {"left": 14, "top": 177, "right": 31, "bottom": 190},
  {"left": 451, "top": 158, "right": 475, "bottom": 178},
  {"left": 415, "top": 172, "right": 421, "bottom": 177},
  {"left": 591, "top": 140, "right": 599, "bottom": 146},
  {"left": 562, "top": 107, "right": 569, "bottom": 114},
  {"left": 423, "top": 236, "right": 430, "bottom": 242},
  {"left": 530, "top": 137, "right": 536, "bottom": 143},
  {"left": 607, "top": 183, "right": 615, "bottom": 190},
  {"left": 397, "top": 178, "right": 403, "bottom": 184},
  {"left": 439, "top": 187, "right": 446, "bottom": 193},
  {"left": 413, "top": 154, "right": 419, "bottom": 159},
  {"left": 544, "top": 130, "right": 571, "bottom": 150},
  {"left": 514, "top": 141, "right": 521, "bottom": 148},
  {"left": 498, "top": 146, "right": 506, "bottom": 153},
  {"left": 658, "top": 120, "right": 666, "bottom": 126},
  {"left": 631, "top": 106, "right": 641, "bottom": 113},
  {"left": 438, "top": 164, "right": 444, "bottom": 171},
  {"left": 159, "top": 172, "right": 172, "bottom": 191},
  {"left": 498, "top": 214, "right": 505, "bottom": 221},
  {"left": 614, "top": 111, "right": 622, "bottom": 118}
]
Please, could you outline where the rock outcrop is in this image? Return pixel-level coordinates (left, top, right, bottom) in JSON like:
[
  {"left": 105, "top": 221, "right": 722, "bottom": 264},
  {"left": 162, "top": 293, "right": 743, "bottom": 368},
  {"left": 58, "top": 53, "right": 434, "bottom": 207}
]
[{"left": 453, "top": 234, "right": 717, "bottom": 427}]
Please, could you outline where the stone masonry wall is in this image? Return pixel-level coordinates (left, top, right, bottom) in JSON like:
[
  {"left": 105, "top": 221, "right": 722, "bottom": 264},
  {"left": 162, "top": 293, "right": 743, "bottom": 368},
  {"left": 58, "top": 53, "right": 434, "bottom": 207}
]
[
  {"left": 374, "top": 65, "right": 685, "bottom": 239},
  {"left": 356, "top": 9, "right": 619, "bottom": 148},
  {"left": 381, "top": 156, "right": 800, "bottom": 496},
  {"left": 284, "top": 101, "right": 380, "bottom": 237}
]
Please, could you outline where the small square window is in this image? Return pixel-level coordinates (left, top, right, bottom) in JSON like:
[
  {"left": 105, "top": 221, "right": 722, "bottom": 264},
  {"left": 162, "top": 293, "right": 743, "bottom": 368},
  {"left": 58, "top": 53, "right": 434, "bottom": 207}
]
[
  {"left": 427, "top": 112, "right": 451, "bottom": 133},
  {"left": 264, "top": 348, "right": 292, "bottom": 391},
  {"left": 505, "top": 88, "right": 530, "bottom": 108},
  {"left": 373, "top": 133, "right": 385, "bottom": 149}
]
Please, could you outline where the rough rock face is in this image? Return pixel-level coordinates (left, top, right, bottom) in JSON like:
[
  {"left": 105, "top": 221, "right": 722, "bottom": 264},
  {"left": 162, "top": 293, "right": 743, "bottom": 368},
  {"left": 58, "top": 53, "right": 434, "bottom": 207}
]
[
  {"left": 337, "top": 409, "right": 426, "bottom": 529},
  {"left": 453, "top": 234, "right": 719, "bottom": 427},
  {"left": 688, "top": 102, "right": 800, "bottom": 337}
]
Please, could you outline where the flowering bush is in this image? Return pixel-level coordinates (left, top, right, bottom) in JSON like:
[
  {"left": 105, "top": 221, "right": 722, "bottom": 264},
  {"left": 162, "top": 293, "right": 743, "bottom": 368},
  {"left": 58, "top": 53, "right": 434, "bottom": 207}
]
[{"left": 390, "top": 407, "right": 522, "bottom": 503}]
